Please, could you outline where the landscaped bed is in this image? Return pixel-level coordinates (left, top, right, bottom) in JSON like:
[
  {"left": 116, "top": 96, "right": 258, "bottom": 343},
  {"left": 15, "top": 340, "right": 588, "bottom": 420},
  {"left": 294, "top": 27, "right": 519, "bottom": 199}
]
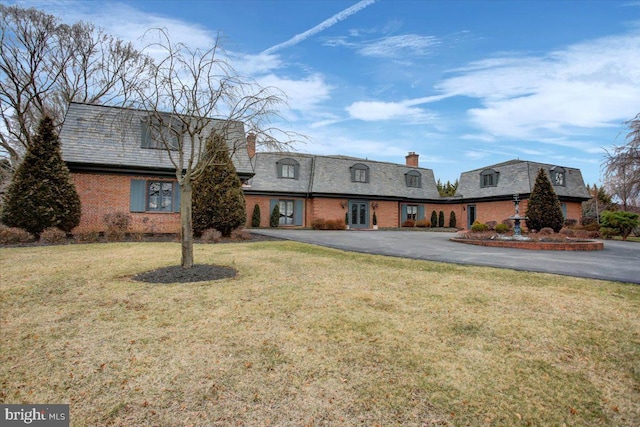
[{"left": 1, "top": 241, "right": 638, "bottom": 426}]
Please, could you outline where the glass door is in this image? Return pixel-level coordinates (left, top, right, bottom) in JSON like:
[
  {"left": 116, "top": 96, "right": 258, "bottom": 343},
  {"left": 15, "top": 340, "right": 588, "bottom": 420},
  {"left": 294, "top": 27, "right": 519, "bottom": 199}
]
[{"left": 349, "top": 201, "right": 369, "bottom": 229}]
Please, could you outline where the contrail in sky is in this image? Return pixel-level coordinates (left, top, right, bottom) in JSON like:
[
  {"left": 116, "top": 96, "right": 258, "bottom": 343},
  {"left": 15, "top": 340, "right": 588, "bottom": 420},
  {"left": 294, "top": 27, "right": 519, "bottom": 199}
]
[{"left": 262, "top": 0, "right": 377, "bottom": 55}]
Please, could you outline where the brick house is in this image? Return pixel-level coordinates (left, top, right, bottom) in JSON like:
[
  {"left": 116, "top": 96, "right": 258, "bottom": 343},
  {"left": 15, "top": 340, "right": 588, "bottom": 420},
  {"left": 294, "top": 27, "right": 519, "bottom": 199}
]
[{"left": 59, "top": 102, "right": 590, "bottom": 233}]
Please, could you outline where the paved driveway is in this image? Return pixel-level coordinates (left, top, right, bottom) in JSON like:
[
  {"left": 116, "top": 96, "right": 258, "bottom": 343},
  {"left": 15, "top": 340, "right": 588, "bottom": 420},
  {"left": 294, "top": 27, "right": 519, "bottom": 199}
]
[{"left": 253, "top": 229, "right": 640, "bottom": 284}]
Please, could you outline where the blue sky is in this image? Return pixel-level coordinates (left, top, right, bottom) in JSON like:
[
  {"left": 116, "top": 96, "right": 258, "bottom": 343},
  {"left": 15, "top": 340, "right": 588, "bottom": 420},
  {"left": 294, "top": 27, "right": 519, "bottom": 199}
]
[{"left": 13, "top": 0, "right": 640, "bottom": 185}]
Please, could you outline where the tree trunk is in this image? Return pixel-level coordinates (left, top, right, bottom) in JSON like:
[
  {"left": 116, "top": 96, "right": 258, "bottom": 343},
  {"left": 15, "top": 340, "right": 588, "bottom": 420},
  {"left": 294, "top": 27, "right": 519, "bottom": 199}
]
[{"left": 180, "top": 180, "right": 194, "bottom": 269}]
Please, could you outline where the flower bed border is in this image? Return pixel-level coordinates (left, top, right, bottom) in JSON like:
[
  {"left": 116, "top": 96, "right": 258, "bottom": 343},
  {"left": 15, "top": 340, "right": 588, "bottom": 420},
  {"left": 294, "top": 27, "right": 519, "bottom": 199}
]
[{"left": 450, "top": 238, "right": 604, "bottom": 251}]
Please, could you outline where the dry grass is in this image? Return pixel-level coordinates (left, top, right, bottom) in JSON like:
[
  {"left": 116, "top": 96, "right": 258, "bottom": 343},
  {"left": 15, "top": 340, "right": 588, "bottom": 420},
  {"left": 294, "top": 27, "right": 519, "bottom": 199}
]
[{"left": 1, "top": 241, "right": 638, "bottom": 426}]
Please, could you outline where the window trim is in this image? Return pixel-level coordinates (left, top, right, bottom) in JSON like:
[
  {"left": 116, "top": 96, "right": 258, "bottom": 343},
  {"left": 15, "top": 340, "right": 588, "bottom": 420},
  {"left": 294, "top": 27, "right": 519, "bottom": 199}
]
[
  {"left": 405, "top": 170, "right": 422, "bottom": 188},
  {"left": 276, "top": 158, "right": 300, "bottom": 179},
  {"left": 350, "top": 163, "right": 370, "bottom": 183},
  {"left": 130, "top": 179, "right": 180, "bottom": 213},
  {"left": 480, "top": 169, "right": 499, "bottom": 188}
]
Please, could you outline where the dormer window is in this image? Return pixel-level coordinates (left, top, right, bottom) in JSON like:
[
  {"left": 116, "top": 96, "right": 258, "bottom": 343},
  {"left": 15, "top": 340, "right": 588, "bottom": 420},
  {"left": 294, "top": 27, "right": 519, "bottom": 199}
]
[
  {"left": 141, "top": 117, "right": 182, "bottom": 150},
  {"left": 405, "top": 170, "right": 422, "bottom": 188},
  {"left": 551, "top": 166, "right": 566, "bottom": 187},
  {"left": 276, "top": 158, "right": 299, "bottom": 179},
  {"left": 480, "top": 169, "right": 499, "bottom": 188},
  {"left": 350, "top": 163, "right": 370, "bottom": 183}
]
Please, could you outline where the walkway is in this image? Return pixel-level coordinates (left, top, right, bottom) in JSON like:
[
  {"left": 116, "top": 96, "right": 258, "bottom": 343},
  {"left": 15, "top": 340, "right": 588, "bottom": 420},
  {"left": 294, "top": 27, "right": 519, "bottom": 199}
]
[{"left": 253, "top": 229, "right": 640, "bottom": 284}]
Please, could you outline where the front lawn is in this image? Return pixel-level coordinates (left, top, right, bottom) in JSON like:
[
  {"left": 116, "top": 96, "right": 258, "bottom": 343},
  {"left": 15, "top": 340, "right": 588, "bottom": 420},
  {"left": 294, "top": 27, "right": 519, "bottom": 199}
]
[{"left": 1, "top": 242, "right": 638, "bottom": 426}]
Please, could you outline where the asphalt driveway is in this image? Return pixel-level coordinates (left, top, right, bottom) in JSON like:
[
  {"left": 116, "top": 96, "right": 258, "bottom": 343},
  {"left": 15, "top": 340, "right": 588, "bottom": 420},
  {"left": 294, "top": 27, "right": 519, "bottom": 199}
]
[{"left": 253, "top": 229, "right": 640, "bottom": 284}]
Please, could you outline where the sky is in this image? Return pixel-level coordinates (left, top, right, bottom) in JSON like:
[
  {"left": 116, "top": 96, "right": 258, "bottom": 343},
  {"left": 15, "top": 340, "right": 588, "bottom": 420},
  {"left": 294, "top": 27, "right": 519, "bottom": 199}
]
[{"left": 9, "top": 0, "right": 640, "bottom": 185}]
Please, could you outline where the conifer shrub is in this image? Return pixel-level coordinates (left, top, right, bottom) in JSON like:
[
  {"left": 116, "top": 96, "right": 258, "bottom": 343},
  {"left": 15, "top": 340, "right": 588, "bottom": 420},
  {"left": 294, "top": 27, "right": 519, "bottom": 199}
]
[
  {"left": 600, "top": 210, "right": 639, "bottom": 240},
  {"left": 40, "top": 227, "right": 67, "bottom": 244},
  {"left": 430, "top": 210, "right": 438, "bottom": 228},
  {"left": 1, "top": 116, "right": 81, "bottom": 237},
  {"left": 525, "top": 168, "right": 564, "bottom": 232},
  {"left": 193, "top": 135, "right": 247, "bottom": 237},
  {"left": 270, "top": 204, "right": 280, "bottom": 228},
  {"left": 251, "top": 204, "right": 261, "bottom": 228},
  {"left": 438, "top": 210, "right": 445, "bottom": 227},
  {"left": 449, "top": 211, "right": 456, "bottom": 228}
]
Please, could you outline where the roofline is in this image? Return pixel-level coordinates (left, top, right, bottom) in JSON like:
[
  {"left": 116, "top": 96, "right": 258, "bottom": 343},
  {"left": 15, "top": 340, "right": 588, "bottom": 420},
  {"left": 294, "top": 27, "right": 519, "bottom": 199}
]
[{"left": 66, "top": 162, "right": 254, "bottom": 180}]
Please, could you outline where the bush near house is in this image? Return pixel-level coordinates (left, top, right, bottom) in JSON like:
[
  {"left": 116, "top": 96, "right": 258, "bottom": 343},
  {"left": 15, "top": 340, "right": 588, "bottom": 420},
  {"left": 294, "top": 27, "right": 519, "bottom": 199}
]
[
  {"left": 270, "top": 204, "right": 280, "bottom": 228},
  {"left": 438, "top": 210, "right": 445, "bottom": 227},
  {"left": 430, "top": 210, "right": 438, "bottom": 228},
  {"left": 311, "top": 219, "right": 347, "bottom": 230},
  {"left": 415, "top": 219, "right": 431, "bottom": 228},
  {"left": 600, "top": 210, "right": 639, "bottom": 240},
  {"left": 495, "top": 223, "right": 509, "bottom": 234},
  {"left": 40, "top": 227, "right": 67, "bottom": 244},
  {"left": 251, "top": 204, "right": 261, "bottom": 228},
  {"left": 449, "top": 211, "right": 456, "bottom": 228},
  {"left": 402, "top": 219, "right": 415, "bottom": 227},
  {"left": 526, "top": 168, "right": 564, "bottom": 232},
  {"left": 471, "top": 220, "right": 490, "bottom": 232},
  {"left": 0, "top": 225, "right": 34, "bottom": 244},
  {"left": 103, "top": 212, "right": 131, "bottom": 242}
]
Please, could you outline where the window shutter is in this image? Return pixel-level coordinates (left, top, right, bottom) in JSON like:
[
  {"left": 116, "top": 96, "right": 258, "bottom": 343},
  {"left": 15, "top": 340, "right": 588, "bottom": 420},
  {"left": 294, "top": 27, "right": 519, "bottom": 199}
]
[
  {"left": 418, "top": 205, "right": 425, "bottom": 220},
  {"left": 130, "top": 180, "right": 146, "bottom": 212},
  {"left": 561, "top": 203, "right": 567, "bottom": 219},
  {"left": 294, "top": 200, "right": 303, "bottom": 226},
  {"left": 401, "top": 204, "right": 408, "bottom": 222},
  {"left": 173, "top": 182, "right": 181, "bottom": 213}
]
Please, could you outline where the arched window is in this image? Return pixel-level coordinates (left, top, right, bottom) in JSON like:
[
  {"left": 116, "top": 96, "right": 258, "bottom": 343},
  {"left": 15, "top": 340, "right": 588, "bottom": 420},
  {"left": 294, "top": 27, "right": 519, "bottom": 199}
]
[
  {"left": 350, "top": 163, "right": 370, "bottom": 183},
  {"left": 480, "top": 168, "right": 499, "bottom": 188},
  {"left": 276, "top": 158, "right": 299, "bottom": 179},
  {"left": 550, "top": 166, "right": 566, "bottom": 186},
  {"left": 405, "top": 170, "right": 422, "bottom": 188}
]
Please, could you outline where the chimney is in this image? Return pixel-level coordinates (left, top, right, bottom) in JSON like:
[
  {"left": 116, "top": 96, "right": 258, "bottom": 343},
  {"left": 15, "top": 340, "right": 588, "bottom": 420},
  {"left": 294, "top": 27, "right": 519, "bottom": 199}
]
[
  {"left": 406, "top": 151, "right": 419, "bottom": 168},
  {"left": 246, "top": 133, "right": 256, "bottom": 158}
]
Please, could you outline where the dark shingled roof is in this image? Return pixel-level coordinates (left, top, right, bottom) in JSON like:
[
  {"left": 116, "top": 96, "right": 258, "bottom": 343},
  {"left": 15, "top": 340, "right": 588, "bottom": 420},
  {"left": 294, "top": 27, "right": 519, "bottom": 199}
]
[
  {"left": 247, "top": 152, "right": 441, "bottom": 200},
  {"left": 60, "top": 102, "right": 253, "bottom": 176},
  {"left": 455, "top": 159, "right": 590, "bottom": 201}
]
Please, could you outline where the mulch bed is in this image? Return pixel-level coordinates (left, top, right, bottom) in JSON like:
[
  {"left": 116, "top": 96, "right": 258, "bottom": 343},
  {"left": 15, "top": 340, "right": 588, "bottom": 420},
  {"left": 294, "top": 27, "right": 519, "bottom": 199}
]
[{"left": 132, "top": 264, "right": 238, "bottom": 284}]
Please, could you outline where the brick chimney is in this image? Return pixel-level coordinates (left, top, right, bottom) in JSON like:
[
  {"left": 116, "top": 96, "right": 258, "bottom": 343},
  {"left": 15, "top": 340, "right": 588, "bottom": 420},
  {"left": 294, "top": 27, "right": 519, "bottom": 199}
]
[
  {"left": 246, "top": 133, "right": 256, "bottom": 158},
  {"left": 405, "top": 152, "right": 419, "bottom": 167}
]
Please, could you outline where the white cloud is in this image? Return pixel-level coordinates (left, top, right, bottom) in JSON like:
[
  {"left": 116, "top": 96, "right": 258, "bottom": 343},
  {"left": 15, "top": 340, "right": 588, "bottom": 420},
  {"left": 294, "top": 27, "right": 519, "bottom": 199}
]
[
  {"left": 436, "top": 31, "right": 640, "bottom": 143},
  {"left": 257, "top": 73, "right": 332, "bottom": 114},
  {"left": 358, "top": 34, "right": 440, "bottom": 58},
  {"left": 346, "top": 100, "right": 435, "bottom": 123}
]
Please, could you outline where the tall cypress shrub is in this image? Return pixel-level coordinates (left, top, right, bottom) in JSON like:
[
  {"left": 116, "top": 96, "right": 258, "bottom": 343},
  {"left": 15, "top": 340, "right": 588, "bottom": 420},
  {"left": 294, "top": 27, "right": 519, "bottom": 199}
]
[
  {"left": 270, "top": 204, "right": 280, "bottom": 228},
  {"left": 449, "top": 211, "right": 456, "bottom": 228},
  {"left": 192, "top": 135, "right": 246, "bottom": 237},
  {"left": 438, "top": 210, "right": 445, "bottom": 227},
  {"left": 526, "top": 168, "right": 564, "bottom": 232},
  {"left": 1, "top": 116, "right": 81, "bottom": 237},
  {"left": 251, "top": 204, "right": 261, "bottom": 228},
  {"left": 430, "top": 210, "right": 438, "bottom": 228}
]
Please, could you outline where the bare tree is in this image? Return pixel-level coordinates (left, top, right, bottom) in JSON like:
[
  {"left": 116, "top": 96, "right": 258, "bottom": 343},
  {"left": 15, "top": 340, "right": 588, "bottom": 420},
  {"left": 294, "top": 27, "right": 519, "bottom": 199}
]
[
  {"left": 131, "top": 29, "right": 294, "bottom": 269},
  {"left": 0, "top": 4, "right": 151, "bottom": 168},
  {"left": 604, "top": 114, "right": 640, "bottom": 210}
]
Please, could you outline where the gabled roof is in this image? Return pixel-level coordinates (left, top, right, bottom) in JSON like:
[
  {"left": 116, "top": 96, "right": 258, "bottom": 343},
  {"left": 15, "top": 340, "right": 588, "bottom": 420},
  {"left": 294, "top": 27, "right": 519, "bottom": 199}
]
[
  {"left": 247, "top": 152, "right": 441, "bottom": 200},
  {"left": 455, "top": 159, "right": 590, "bottom": 200},
  {"left": 59, "top": 102, "right": 253, "bottom": 177}
]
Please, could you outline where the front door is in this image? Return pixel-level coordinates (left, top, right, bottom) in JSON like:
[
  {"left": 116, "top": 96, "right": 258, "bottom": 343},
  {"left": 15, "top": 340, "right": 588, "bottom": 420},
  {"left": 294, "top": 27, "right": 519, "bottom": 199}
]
[
  {"left": 349, "top": 201, "right": 369, "bottom": 229},
  {"left": 467, "top": 205, "right": 476, "bottom": 229}
]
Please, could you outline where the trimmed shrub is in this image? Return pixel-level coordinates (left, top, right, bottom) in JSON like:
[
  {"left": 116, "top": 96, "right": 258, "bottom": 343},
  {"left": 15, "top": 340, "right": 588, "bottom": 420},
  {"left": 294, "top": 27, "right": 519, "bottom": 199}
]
[
  {"left": 471, "top": 220, "right": 489, "bottom": 232},
  {"left": 74, "top": 231, "right": 100, "bottom": 243},
  {"left": 270, "top": 204, "right": 280, "bottom": 228},
  {"left": 539, "top": 227, "right": 554, "bottom": 236},
  {"left": 251, "top": 204, "right": 261, "bottom": 228},
  {"left": 201, "top": 229, "right": 222, "bottom": 243},
  {"left": 485, "top": 221, "right": 498, "bottom": 231},
  {"left": 502, "top": 218, "right": 514, "bottom": 229},
  {"left": 599, "top": 227, "right": 617, "bottom": 239},
  {"left": 103, "top": 212, "right": 131, "bottom": 242},
  {"left": 430, "top": 210, "right": 438, "bottom": 228},
  {"left": 311, "top": 219, "right": 347, "bottom": 230},
  {"left": 559, "top": 228, "right": 576, "bottom": 238},
  {"left": 495, "top": 223, "right": 509, "bottom": 234},
  {"left": 40, "top": 227, "right": 67, "bottom": 244},
  {"left": 372, "top": 211, "right": 377, "bottom": 226},
  {"left": 438, "top": 210, "right": 445, "bottom": 227},
  {"left": 564, "top": 219, "right": 578, "bottom": 228},
  {"left": 0, "top": 225, "right": 34, "bottom": 244},
  {"left": 231, "top": 228, "right": 252, "bottom": 240},
  {"left": 415, "top": 219, "right": 431, "bottom": 228},
  {"left": 402, "top": 219, "right": 415, "bottom": 227},
  {"left": 449, "top": 211, "right": 456, "bottom": 228}
]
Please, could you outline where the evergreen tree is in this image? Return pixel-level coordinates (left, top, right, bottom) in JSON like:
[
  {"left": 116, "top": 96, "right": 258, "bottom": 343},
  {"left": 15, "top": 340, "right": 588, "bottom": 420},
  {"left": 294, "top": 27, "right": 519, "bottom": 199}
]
[
  {"left": 251, "top": 204, "right": 261, "bottom": 228},
  {"left": 525, "top": 168, "right": 564, "bottom": 232},
  {"left": 430, "top": 210, "right": 438, "bottom": 228},
  {"left": 449, "top": 211, "right": 456, "bottom": 228},
  {"left": 192, "top": 135, "right": 246, "bottom": 237},
  {"left": 270, "top": 203, "right": 280, "bottom": 228},
  {"left": 1, "top": 115, "right": 81, "bottom": 237},
  {"left": 438, "top": 210, "right": 445, "bottom": 227}
]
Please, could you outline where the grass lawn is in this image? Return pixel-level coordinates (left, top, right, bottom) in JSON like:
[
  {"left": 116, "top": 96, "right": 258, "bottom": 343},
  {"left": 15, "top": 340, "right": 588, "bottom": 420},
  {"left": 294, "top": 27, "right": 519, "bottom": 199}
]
[{"left": 1, "top": 241, "right": 638, "bottom": 426}]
